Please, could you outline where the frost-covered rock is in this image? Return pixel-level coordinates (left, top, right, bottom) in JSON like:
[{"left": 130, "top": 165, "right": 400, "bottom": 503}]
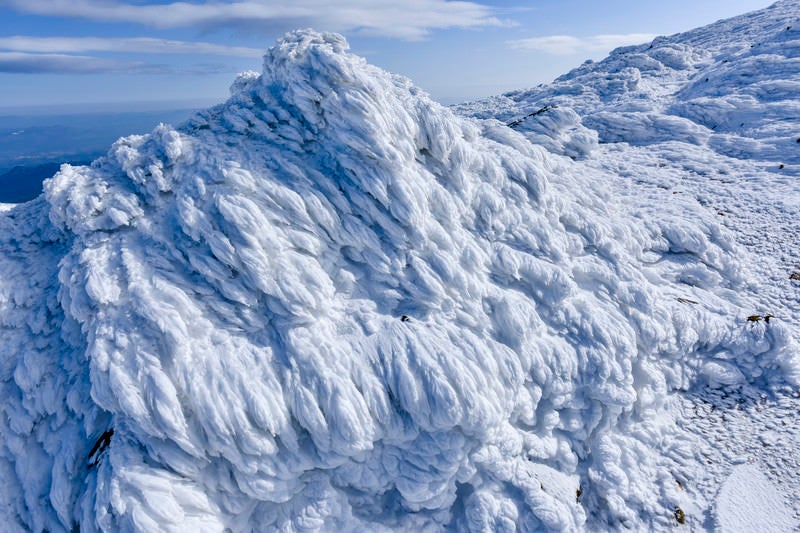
[{"left": 1, "top": 26, "right": 799, "bottom": 533}]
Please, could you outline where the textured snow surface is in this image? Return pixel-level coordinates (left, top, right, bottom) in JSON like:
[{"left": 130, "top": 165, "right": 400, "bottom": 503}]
[
  {"left": 458, "top": 0, "right": 800, "bottom": 170},
  {"left": 2, "top": 7, "right": 800, "bottom": 532},
  {"left": 716, "top": 463, "right": 796, "bottom": 532},
  {"left": 460, "top": 1, "right": 800, "bottom": 529}
]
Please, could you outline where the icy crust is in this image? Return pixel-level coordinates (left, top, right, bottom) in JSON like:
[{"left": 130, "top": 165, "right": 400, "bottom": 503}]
[
  {"left": 1, "top": 30, "right": 798, "bottom": 532},
  {"left": 457, "top": 0, "right": 800, "bottom": 166}
]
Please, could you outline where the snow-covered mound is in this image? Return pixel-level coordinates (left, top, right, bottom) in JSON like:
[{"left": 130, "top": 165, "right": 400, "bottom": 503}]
[
  {"left": 1, "top": 28, "right": 798, "bottom": 532},
  {"left": 459, "top": 0, "right": 800, "bottom": 168}
]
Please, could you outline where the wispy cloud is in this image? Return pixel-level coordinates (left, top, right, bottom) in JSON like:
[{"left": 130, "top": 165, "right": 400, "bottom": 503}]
[
  {"left": 0, "top": 36, "right": 263, "bottom": 57},
  {"left": 0, "top": 52, "right": 156, "bottom": 74},
  {"left": 0, "top": 0, "right": 507, "bottom": 40},
  {"left": 0, "top": 51, "right": 237, "bottom": 74},
  {"left": 507, "top": 33, "right": 657, "bottom": 55}
]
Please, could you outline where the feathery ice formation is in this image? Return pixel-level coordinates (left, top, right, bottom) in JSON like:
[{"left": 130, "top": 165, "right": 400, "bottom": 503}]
[{"left": 1, "top": 29, "right": 798, "bottom": 531}]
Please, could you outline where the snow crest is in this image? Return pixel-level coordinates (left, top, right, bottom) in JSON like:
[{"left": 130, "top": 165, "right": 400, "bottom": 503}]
[
  {"left": 1, "top": 29, "right": 798, "bottom": 531},
  {"left": 459, "top": 0, "right": 800, "bottom": 169}
]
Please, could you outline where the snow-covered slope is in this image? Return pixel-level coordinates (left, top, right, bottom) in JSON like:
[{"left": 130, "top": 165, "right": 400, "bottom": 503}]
[
  {"left": 1, "top": 7, "right": 799, "bottom": 532},
  {"left": 460, "top": 1, "right": 800, "bottom": 530},
  {"left": 459, "top": 0, "right": 800, "bottom": 167}
]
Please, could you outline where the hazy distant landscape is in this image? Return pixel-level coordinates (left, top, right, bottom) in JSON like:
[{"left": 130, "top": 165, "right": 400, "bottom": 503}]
[{"left": 0, "top": 108, "right": 198, "bottom": 202}]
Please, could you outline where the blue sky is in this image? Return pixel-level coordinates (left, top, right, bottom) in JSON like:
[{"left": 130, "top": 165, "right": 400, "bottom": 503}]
[{"left": 0, "top": 0, "right": 775, "bottom": 110}]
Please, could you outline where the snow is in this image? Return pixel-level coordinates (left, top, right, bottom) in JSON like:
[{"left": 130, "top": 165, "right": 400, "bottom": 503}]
[
  {"left": 716, "top": 463, "right": 796, "bottom": 532},
  {"left": 459, "top": 0, "right": 800, "bottom": 529},
  {"left": 1, "top": 2, "right": 800, "bottom": 531}
]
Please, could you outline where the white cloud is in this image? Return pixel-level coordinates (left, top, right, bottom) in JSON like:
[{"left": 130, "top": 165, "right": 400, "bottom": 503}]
[
  {"left": 0, "top": 51, "right": 237, "bottom": 74},
  {"left": 0, "top": 52, "right": 151, "bottom": 73},
  {"left": 508, "top": 33, "right": 658, "bottom": 55},
  {"left": 0, "top": 36, "right": 263, "bottom": 57},
  {"left": 0, "top": 0, "right": 506, "bottom": 40}
]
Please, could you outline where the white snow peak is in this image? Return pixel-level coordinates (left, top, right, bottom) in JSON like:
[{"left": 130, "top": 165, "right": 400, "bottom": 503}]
[{"left": 1, "top": 26, "right": 798, "bottom": 532}]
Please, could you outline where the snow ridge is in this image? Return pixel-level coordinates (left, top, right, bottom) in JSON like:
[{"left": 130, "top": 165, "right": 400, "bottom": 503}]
[
  {"left": 459, "top": 0, "right": 800, "bottom": 167},
  {"left": 1, "top": 28, "right": 798, "bottom": 531}
]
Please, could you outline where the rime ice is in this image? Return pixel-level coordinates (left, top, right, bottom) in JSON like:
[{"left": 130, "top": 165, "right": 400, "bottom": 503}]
[{"left": 2, "top": 12, "right": 800, "bottom": 533}]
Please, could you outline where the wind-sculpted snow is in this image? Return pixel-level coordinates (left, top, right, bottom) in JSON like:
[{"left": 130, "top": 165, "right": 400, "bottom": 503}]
[{"left": 1, "top": 29, "right": 799, "bottom": 532}]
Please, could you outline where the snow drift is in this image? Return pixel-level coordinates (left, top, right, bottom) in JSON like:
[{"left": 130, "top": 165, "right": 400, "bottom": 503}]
[{"left": 1, "top": 27, "right": 798, "bottom": 532}]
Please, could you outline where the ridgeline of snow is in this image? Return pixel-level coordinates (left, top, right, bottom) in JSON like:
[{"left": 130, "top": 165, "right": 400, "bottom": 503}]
[
  {"left": 1, "top": 13, "right": 799, "bottom": 533},
  {"left": 459, "top": 0, "right": 800, "bottom": 169}
]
